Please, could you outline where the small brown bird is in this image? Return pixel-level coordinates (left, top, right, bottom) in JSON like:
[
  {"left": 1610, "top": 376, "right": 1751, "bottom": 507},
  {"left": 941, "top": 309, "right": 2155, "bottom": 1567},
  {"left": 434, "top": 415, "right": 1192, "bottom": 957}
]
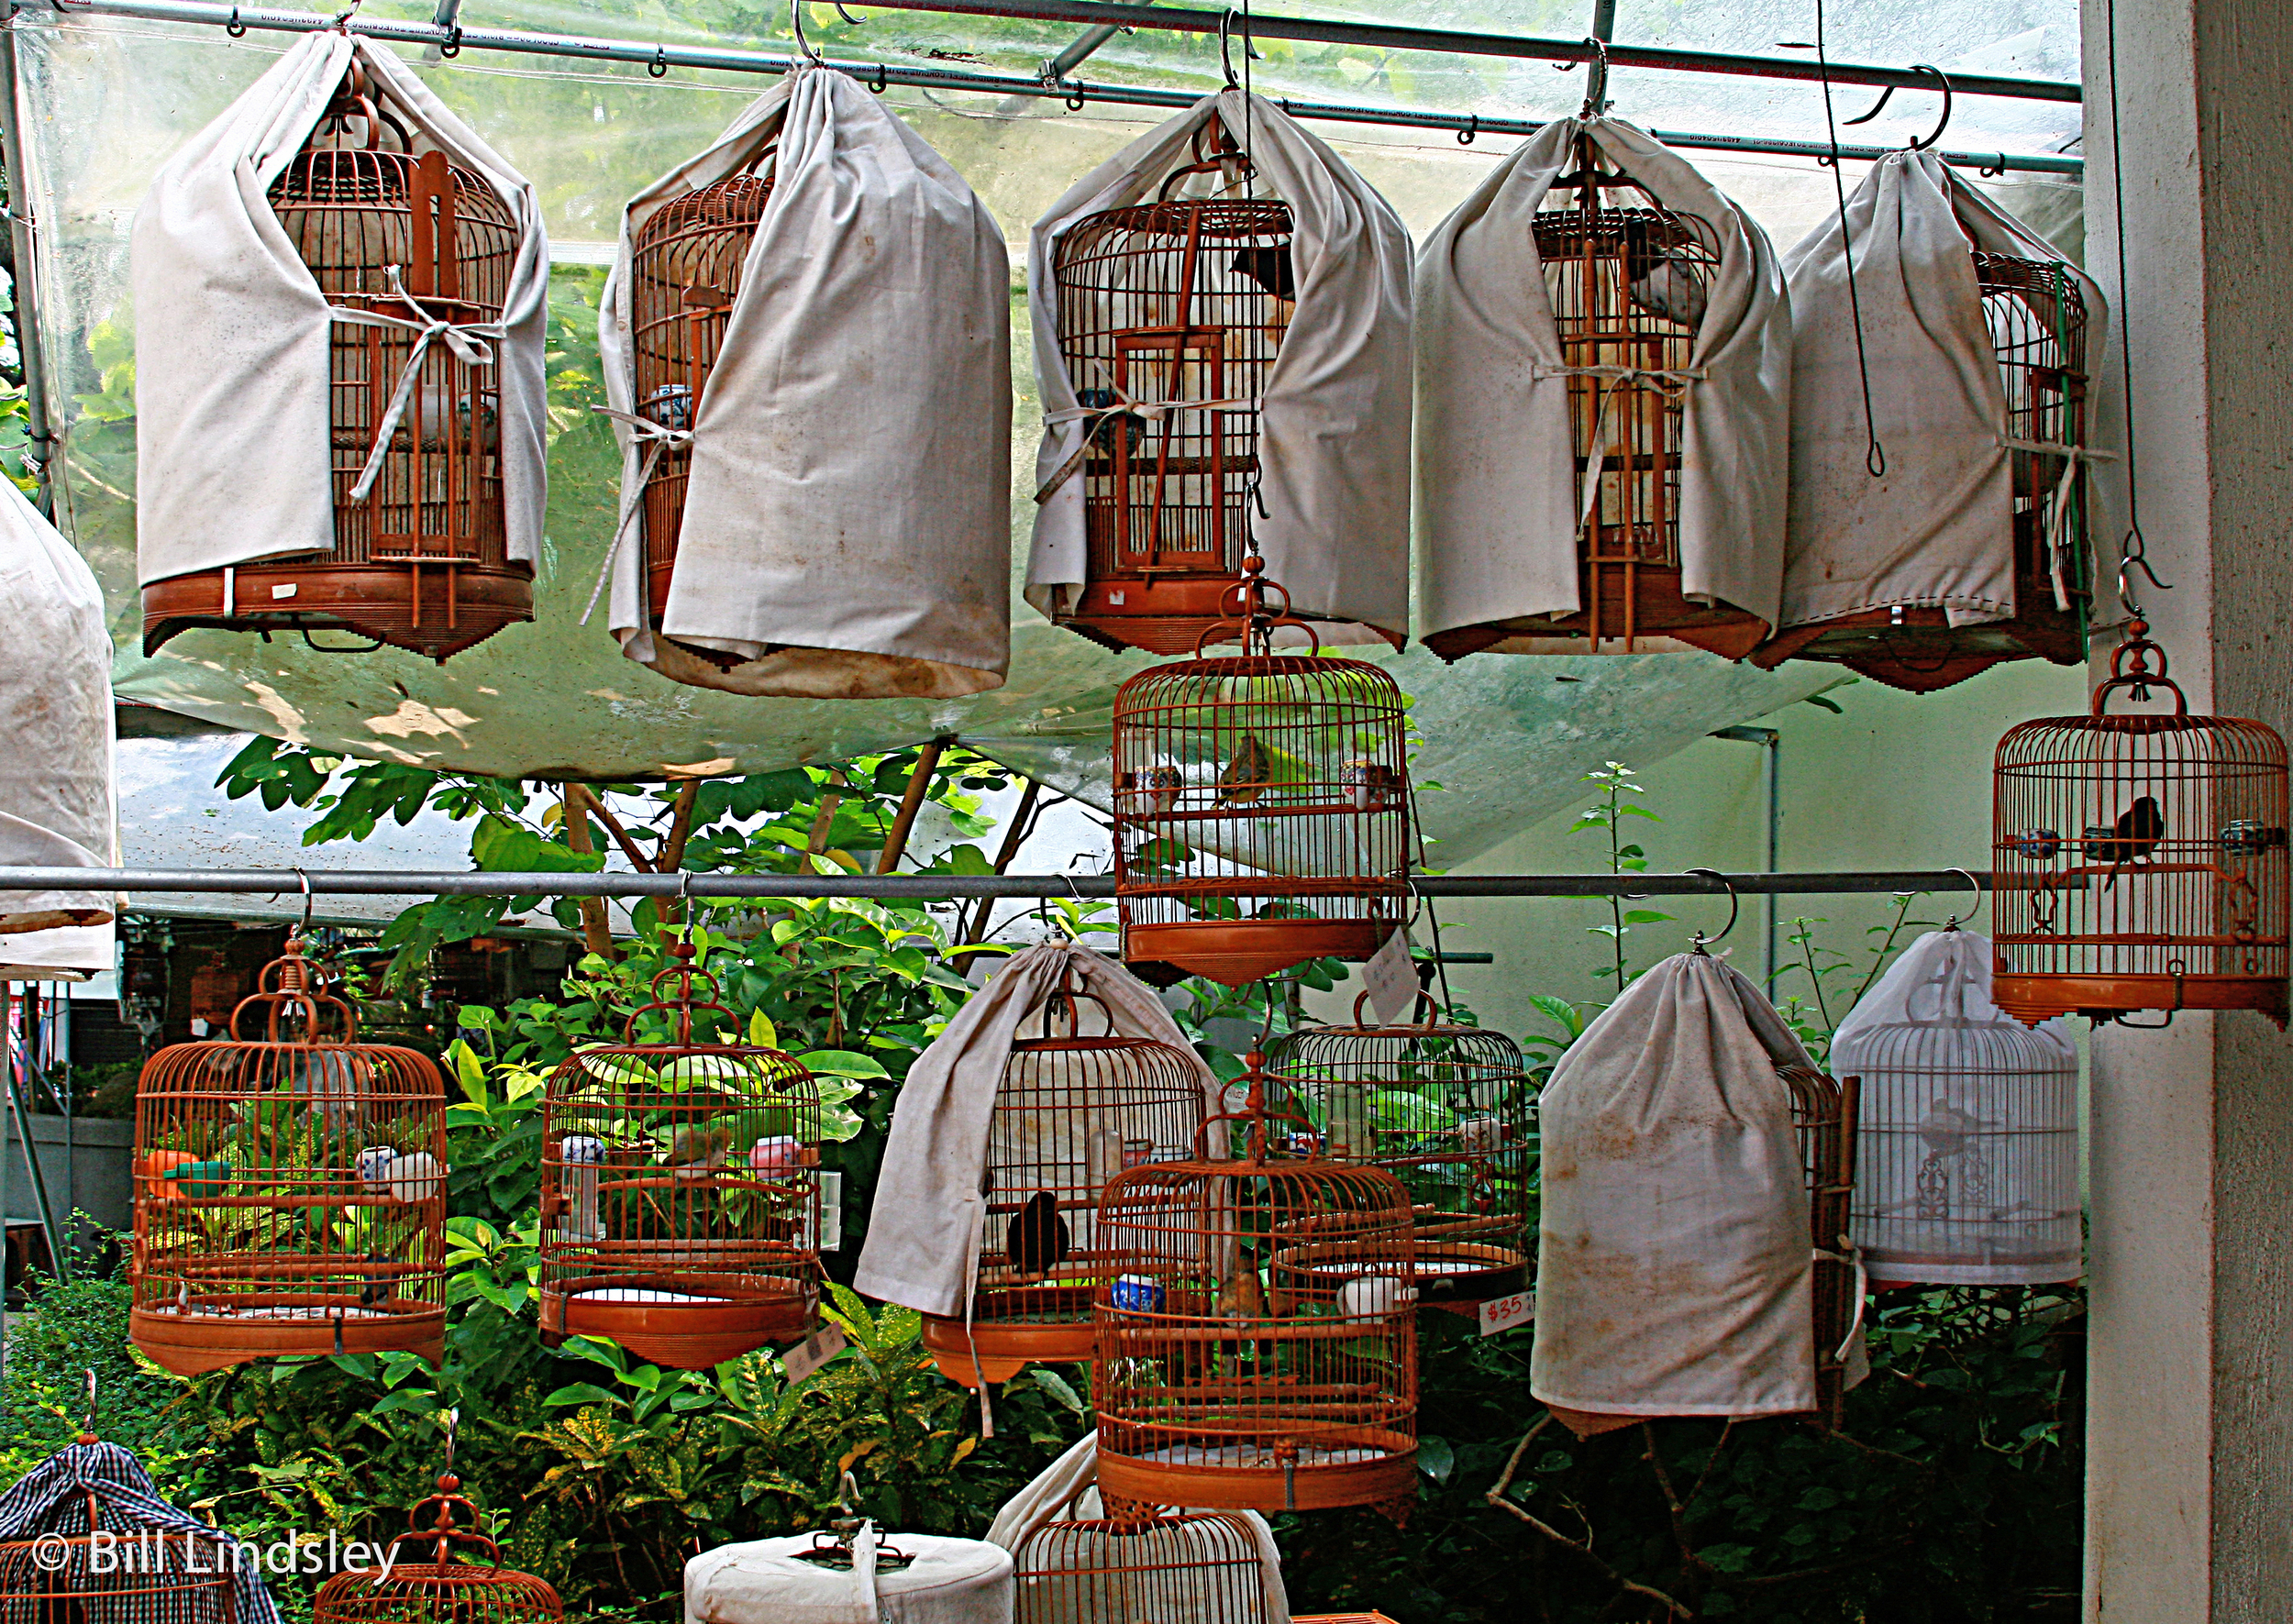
[
  {"left": 670, "top": 1124, "right": 732, "bottom": 1184},
  {"left": 1218, "top": 735, "right": 1273, "bottom": 805},
  {"left": 2087, "top": 795, "right": 2166, "bottom": 887},
  {"left": 1219, "top": 1260, "right": 1267, "bottom": 1320},
  {"left": 1007, "top": 1190, "right": 1070, "bottom": 1278}
]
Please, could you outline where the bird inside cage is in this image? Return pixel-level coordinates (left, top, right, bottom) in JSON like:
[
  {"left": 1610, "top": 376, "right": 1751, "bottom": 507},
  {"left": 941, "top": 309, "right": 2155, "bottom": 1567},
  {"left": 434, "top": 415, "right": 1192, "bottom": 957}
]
[
  {"left": 1047, "top": 116, "right": 1302, "bottom": 656},
  {"left": 626, "top": 144, "right": 780, "bottom": 663},
  {"left": 140, "top": 61, "right": 532, "bottom": 662}
]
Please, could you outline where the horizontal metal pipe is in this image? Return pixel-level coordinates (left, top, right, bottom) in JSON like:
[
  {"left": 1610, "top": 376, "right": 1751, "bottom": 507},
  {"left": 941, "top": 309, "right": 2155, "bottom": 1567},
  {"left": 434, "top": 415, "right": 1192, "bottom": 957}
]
[
  {"left": 1, "top": 867, "right": 1992, "bottom": 900},
  {"left": 46, "top": 0, "right": 2085, "bottom": 175}
]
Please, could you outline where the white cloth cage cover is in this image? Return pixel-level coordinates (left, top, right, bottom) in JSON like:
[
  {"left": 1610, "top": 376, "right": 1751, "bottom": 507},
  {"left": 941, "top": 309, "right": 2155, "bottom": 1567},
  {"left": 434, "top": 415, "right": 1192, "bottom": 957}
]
[
  {"left": 1833, "top": 928, "right": 2081, "bottom": 1287},
  {"left": 1025, "top": 90, "right": 1413, "bottom": 647},
  {"left": 600, "top": 67, "right": 1011, "bottom": 699},
  {"left": 985, "top": 1432, "right": 1291, "bottom": 1624},
  {"left": 0, "top": 479, "right": 116, "bottom": 938},
  {"left": 1414, "top": 117, "right": 1792, "bottom": 653},
  {"left": 854, "top": 942, "right": 1221, "bottom": 1319},
  {"left": 1775, "top": 150, "right": 2108, "bottom": 632},
  {"left": 1531, "top": 950, "right": 1823, "bottom": 1427},
  {"left": 131, "top": 31, "right": 550, "bottom": 584},
  {"left": 686, "top": 1530, "right": 1012, "bottom": 1624}
]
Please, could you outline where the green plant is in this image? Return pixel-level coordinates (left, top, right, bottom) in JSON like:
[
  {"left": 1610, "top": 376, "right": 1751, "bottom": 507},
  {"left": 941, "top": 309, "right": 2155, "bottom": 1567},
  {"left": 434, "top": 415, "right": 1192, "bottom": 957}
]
[
  {"left": 0, "top": 1268, "right": 194, "bottom": 1486},
  {"left": 1566, "top": 762, "right": 1674, "bottom": 992}
]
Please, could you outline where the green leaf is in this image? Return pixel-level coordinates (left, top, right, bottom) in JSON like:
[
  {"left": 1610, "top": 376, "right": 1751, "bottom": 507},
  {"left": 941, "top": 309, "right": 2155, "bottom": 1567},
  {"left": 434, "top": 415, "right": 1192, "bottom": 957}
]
[
  {"left": 797, "top": 1050, "right": 891, "bottom": 1079},
  {"left": 471, "top": 812, "right": 605, "bottom": 875},
  {"left": 541, "top": 1383, "right": 621, "bottom": 1409}
]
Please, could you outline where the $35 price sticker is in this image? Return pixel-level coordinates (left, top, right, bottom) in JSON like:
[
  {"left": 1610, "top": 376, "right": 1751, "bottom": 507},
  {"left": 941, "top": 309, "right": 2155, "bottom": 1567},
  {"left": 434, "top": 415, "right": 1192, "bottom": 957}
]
[{"left": 1477, "top": 1289, "right": 1534, "bottom": 1337}]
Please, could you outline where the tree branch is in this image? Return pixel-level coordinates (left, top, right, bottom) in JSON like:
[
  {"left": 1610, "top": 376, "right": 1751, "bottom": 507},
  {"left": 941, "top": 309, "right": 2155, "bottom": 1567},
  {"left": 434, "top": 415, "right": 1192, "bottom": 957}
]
[
  {"left": 1486, "top": 1417, "right": 1694, "bottom": 1621},
  {"left": 558, "top": 787, "right": 615, "bottom": 960},
  {"left": 659, "top": 780, "right": 702, "bottom": 918},
  {"left": 569, "top": 783, "right": 656, "bottom": 873},
  {"left": 874, "top": 738, "right": 950, "bottom": 875}
]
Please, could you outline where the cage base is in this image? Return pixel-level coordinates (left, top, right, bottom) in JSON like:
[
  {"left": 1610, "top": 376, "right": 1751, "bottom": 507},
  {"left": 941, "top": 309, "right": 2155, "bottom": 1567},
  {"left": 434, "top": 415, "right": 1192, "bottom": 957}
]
[
  {"left": 130, "top": 1301, "right": 445, "bottom": 1375},
  {"left": 1747, "top": 607, "right": 2086, "bottom": 694},
  {"left": 1410, "top": 1240, "right": 1527, "bottom": 1305},
  {"left": 1124, "top": 919, "right": 1396, "bottom": 987},
  {"left": 537, "top": 1281, "right": 815, "bottom": 1369},
  {"left": 921, "top": 1311, "right": 1096, "bottom": 1387},
  {"left": 143, "top": 560, "right": 535, "bottom": 664},
  {"left": 1992, "top": 970, "right": 2289, "bottom": 1027},
  {"left": 1096, "top": 1433, "right": 1417, "bottom": 1513},
  {"left": 1058, "top": 578, "right": 1405, "bottom": 657},
  {"left": 1422, "top": 572, "right": 1770, "bottom": 663}
]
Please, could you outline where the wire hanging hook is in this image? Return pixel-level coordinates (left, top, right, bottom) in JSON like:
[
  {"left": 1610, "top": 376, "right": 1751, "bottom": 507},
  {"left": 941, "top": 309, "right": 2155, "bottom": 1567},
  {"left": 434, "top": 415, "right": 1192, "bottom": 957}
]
[
  {"left": 226, "top": 4, "right": 245, "bottom": 36},
  {"left": 2116, "top": 553, "right": 2172, "bottom": 623},
  {"left": 1217, "top": 8, "right": 1247, "bottom": 90},
  {"left": 648, "top": 44, "right": 668, "bottom": 76},
  {"left": 80, "top": 1368, "right": 96, "bottom": 1440},
  {"left": 790, "top": 0, "right": 823, "bottom": 66},
  {"left": 1940, "top": 867, "right": 1984, "bottom": 931},
  {"left": 294, "top": 867, "right": 314, "bottom": 937},
  {"left": 1457, "top": 112, "right": 1479, "bottom": 145},
  {"left": 1578, "top": 36, "right": 1610, "bottom": 118},
  {"left": 1683, "top": 867, "right": 1740, "bottom": 954}
]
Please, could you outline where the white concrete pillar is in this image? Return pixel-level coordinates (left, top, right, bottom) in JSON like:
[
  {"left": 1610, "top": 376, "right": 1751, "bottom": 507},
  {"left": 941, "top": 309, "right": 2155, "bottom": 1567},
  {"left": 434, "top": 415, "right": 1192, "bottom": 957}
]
[{"left": 2082, "top": 1, "right": 2293, "bottom": 1618}]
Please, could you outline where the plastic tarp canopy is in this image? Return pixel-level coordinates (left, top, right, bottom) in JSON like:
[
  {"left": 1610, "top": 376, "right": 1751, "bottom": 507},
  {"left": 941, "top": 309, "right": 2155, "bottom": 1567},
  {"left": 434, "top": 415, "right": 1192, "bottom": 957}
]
[{"left": 10, "top": 0, "right": 2077, "bottom": 860}]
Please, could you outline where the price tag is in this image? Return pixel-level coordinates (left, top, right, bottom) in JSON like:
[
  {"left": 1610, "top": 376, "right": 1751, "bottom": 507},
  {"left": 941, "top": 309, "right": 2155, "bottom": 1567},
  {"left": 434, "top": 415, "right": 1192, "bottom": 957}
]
[
  {"left": 1478, "top": 1290, "right": 1534, "bottom": 1337},
  {"left": 1362, "top": 927, "right": 1417, "bottom": 1024},
  {"left": 782, "top": 1323, "right": 849, "bottom": 1386}
]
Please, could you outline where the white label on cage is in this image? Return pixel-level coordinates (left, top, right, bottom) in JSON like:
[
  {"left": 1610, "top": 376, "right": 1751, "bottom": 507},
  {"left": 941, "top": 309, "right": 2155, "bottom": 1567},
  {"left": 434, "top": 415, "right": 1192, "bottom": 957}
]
[
  {"left": 271, "top": 582, "right": 298, "bottom": 600},
  {"left": 1362, "top": 927, "right": 1417, "bottom": 1024},
  {"left": 1108, "top": 591, "right": 1125, "bottom": 604},
  {"left": 1479, "top": 1289, "right": 1534, "bottom": 1337},
  {"left": 783, "top": 1324, "right": 848, "bottom": 1386}
]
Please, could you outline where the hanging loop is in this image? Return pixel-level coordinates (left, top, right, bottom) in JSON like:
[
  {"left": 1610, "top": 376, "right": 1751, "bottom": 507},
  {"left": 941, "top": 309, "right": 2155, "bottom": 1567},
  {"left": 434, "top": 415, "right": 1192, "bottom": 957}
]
[
  {"left": 1840, "top": 65, "right": 1950, "bottom": 149},
  {"left": 648, "top": 43, "right": 668, "bottom": 76},
  {"left": 1217, "top": 8, "right": 1247, "bottom": 89},
  {"left": 1457, "top": 112, "right": 1478, "bottom": 146},
  {"left": 868, "top": 61, "right": 886, "bottom": 92},
  {"left": 1683, "top": 867, "right": 1739, "bottom": 952},
  {"left": 294, "top": 867, "right": 314, "bottom": 935},
  {"left": 226, "top": 5, "right": 246, "bottom": 36},
  {"left": 439, "top": 22, "right": 461, "bottom": 56},
  {"left": 2090, "top": 619, "right": 2190, "bottom": 716},
  {"left": 1939, "top": 867, "right": 1984, "bottom": 931},
  {"left": 790, "top": 0, "right": 823, "bottom": 66},
  {"left": 1579, "top": 36, "right": 1610, "bottom": 118},
  {"left": 1066, "top": 83, "right": 1086, "bottom": 110},
  {"left": 2116, "top": 551, "right": 2172, "bottom": 622}
]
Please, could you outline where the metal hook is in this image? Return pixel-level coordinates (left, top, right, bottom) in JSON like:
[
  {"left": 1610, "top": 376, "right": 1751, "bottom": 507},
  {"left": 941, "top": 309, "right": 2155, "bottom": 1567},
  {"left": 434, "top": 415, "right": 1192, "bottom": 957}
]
[
  {"left": 81, "top": 1369, "right": 96, "bottom": 1438},
  {"left": 1457, "top": 112, "right": 1479, "bottom": 146},
  {"left": 1842, "top": 65, "right": 1951, "bottom": 150},
  {"left": 440, "top": 22, "right": 461, "bottom": 56},
  {"left": 443, "top": 1407, "right": 460, "bottom": 1474},
  {"left": 790, "top": 0, "right": 823, "bottom": 66},
  {"left": 868, "top": 61, "right": 886, "bottom": 92},
  {"left": 1578, "top": 37, "right": 1610, "bottom": 118},
  {"left": 648, "top": 43, "right": 668, "bottom": 76},
  {"left": 1940, "top": 867, "right": 1983, "bottom": 931},
  {"left": 832, "top": 0, "right": 863, "bottom": 21},
  {"left": 331, "top": 0, "right": 363, "bottom": 32},
  {"left": 1217, "top": 8, "right": 1246, "bottom": 89},
  {"left": 226, "top": 4, "right": 245, "bottom": 35},
  {"left": 294, "top": 867, "right": 314, "bottom": 936},
  {"left": 1979, "top": 152, "right": 2008, "bottom": 178},
  {"left": 2117, "top": 552, "right": 2172, "bottom": 620},
  {"left": 1683, "top": 867, "right": 1739, "bottom": 952},
  {"left": 1066, "top": 83, "right": 1086, "bottom": 110}
]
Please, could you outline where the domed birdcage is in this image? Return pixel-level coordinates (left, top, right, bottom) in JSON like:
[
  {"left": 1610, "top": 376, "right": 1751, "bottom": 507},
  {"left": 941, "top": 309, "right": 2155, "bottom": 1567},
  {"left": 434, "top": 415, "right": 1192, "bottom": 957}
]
[
  {"left": 1838, "top": 928, "right": 2080, "bottom": 1287},
  {"left": 626, "top": 142, "right": 779, "bottom": 661},
  {"left": 1421, "top": 129, "right": 1750, "bottom": 661},
  {"left": 1264, "top": 992, "right": 1535, "bottom": 1310},
  {"left": 922, "top": 971, "right": 1203, "bottom": 1388},
  {"left": 314, "top": 1466, "right": 560, "bottom": 1624},
  {"left": 1754, "top": 247, "right": 2094, "bottom": 691},
  {"left": 1012, "top": 1509, "right": 1270, "bottom": 1624},
  {"left": 129, "top": 938, "right": 449, "bottom": 1375},
  {"left": 141, "top": 62, "right": 529, "bottom": 662},
  {"left": 1111, "top": 560, "right": 1411, "bottom": 987},
  {"left": 1093, "top": 1059, "right": 1417, "bottom": 1519},
  {"left": 538, "top": 937, "right": 824, "bottom": 1369},
  {"left": 1779, "top": 1064, "right": 1859, "bottom": 1429},
  {"left": 1992, "top": 623, "right": 2291, "bottom": 1025},
  {"left": 1048, "top": 116, "right": 1303, "bottom": 657}
]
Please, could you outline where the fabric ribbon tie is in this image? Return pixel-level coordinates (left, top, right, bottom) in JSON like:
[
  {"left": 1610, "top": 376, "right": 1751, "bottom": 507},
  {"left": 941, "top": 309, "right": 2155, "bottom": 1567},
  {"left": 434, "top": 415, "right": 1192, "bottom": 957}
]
[
  {"left": 1034, "top": 384, "right": 1261, "bottom": 504},
  {"left": 1997, "top": 438, "right": 2117, "bottom": 613},
  {"left": 580, "top": 405, "right": 696, "bottom": 626},
  {"left": 328, "top": 266, "right": 505, "bottom": 505},
  {"left": 1531, "top": 364, "right": 1709, "bottom": 538},
  {"left": 1812, "top": 1243, "right": 1870, "bottom": 1364}
]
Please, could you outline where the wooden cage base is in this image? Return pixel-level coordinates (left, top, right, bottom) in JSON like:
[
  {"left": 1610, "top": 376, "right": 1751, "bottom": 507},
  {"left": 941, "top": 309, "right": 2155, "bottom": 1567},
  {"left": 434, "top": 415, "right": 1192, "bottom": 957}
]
[
  {"left": 537, "top": 1279, "right": 815, "bottom": 1369},
  {"left": 921, "top": 1311, "right": 1096, "bottom": 1387},
  {"left": 1422, "top": 568, "right": 1769, "bottom": 663},
  {"left": 1057, "top": 577, "right": 1404, "bottom": 658},
  {"left": 1991, "top": 969, "right": 2289, "bottom": 1028},
  {"left": 1123, "top": 918, "right": 1397, "bottom": 988},
  {"left": 1746, "top": 604, "right": 2086, "bottom": 694},
  {"left": 130, "top": 1300, "right": 445, "bottom": 1375},
  {"left": 143, "top": 559, "right": 535, "bottom": 664},
  {"left": 1097, "top": 1439, "right": 1417, "bottom": 1517}
]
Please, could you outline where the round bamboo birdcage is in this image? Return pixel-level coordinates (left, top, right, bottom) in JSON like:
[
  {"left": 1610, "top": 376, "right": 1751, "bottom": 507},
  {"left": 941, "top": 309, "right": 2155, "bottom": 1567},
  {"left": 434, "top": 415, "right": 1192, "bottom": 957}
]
[
  {"left": 313, "top": 1473, "right": 561, "bottom": 1624},
  {"left": 128, "top": 938, "right": 449, "bottom": 1376},
  {"left": 1992, "top": 624, "right": 2291, "bottom": 1025},
  {"left": 1012, "top": 1509, "right": 1270, "bottom": 1624},
  {"left": 626, "top": 145, "right": 779, "bottom": 660},
  {"left": 1780, "top": 1064, "right": 1859, "bottom": 1430},
  {"left": 1421, "top": 130, "right": 1748, "bottom": 661},
  {"left": 1264, "top": 992, "right": 1535, "bottom": 1310},
  {"left": 1111, "top": 560, "right": 1410, "bottom": 987},
  {"left": 537, "top": 938, "right": 824, "bottom": 1369},
  {"left": 1751, "top": 247, "right": 2094, "bottom": 690},
  {"left": 0, "top": 1440, "right": 242, "bottom": 1624},
  {"left": 922, "top": 974, "right": 1204, "bottom": 1388},
  {"left": 141, "top": 62, "right": 530, "bottom": 663},
  {"left": 1092, "top": 1061, "right": 1417, "bottom": 1518},
  {"left": 1049, "top": 116, "right": 1349, "bottom": 657},
  {"left": 1838, "top": 935, "right": 2081, "bottom": 1287}
]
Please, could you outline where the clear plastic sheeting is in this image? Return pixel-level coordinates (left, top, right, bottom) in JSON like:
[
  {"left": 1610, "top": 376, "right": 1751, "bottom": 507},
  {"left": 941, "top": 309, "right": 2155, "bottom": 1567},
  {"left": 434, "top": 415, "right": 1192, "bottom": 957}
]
[{"left": 16, "top": 0, "right": 2064, "bottom": 856}]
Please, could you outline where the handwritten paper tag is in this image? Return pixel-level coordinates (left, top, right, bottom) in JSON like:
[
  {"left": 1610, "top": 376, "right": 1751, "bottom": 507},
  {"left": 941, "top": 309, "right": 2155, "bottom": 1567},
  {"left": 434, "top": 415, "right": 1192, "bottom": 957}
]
[
  {"left": 782, "top": 1324, "right": 849, "bottom": 1386},
  {"left": 1478, "top": 1289, "right": 1534, "bottom": 1337},
  {"left": 1362, "top": 926, "right": 1417, "bottom": 1024}
]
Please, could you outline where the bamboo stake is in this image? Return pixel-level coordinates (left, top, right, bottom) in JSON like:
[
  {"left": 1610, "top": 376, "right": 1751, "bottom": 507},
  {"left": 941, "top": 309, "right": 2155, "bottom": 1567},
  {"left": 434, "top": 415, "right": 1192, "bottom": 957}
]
[
  {"left": 559, "top": 787, "right": 616, "bottom": 959},
  {"left": 874, "top": 739, "right": 950, "bottom": 876}
]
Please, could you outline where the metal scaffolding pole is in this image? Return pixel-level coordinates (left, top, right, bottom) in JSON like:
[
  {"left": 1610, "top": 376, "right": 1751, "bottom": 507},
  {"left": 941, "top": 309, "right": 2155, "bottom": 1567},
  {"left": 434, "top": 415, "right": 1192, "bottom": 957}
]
[{"left": 42, "top": 0, "right": 2085, "bottom": 175}]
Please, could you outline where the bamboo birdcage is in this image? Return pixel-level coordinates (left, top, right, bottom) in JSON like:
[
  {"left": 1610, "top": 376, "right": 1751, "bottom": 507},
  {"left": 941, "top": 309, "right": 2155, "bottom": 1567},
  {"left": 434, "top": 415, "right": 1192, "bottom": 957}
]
[
  {"left": 1012, "top": 1510, "right": 1269, "bottom": 1624},
  {"left": 1992, "top": 624, "right": 2291, "bottom": 1024},
  {"left": 313, "top": 1472, "right": 560, "bottom": 1624},
  {"left": 1112, "top": 560, "right": 1410, "bottom": 988},
  {"left": 1049, "top": 116, "right": 1322, "bottom": 657},
  {"left": 1751, "top": 245, "right": 2094, "bottom": 690},
  {"left": 1781, "top": 1064, "right": 1859, "bottom": 1429},
  {"left": 626, "top": 143, "right": 779, "bottom": 658},
  {"left": 922, "top": 974, "right": 1203, "bottom": 1387},
  {"left": 538, "top": 939, "right": 824, "bottom": 1369},
  {"left": 1093, "top": 1061, "right": 1418, "bottom": 1518},
  {"left": 1838, "top": 935, "right": 2081, "bottom": 1287},
  {"left": 1265, "top": 992, "right": 1535, "bottom": 1309},
  {"left": 1421, "top": 130, "right": 1754, "bottom": 661},
  {"left": 0, "top": 1440, "right": 243, "bottom": 1624},
  {"left": 128, "top": 939, "right": 449, "bottom": 1376},
  {"left": 141, "top": 62, "right": 530, "bottom": 662}
]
